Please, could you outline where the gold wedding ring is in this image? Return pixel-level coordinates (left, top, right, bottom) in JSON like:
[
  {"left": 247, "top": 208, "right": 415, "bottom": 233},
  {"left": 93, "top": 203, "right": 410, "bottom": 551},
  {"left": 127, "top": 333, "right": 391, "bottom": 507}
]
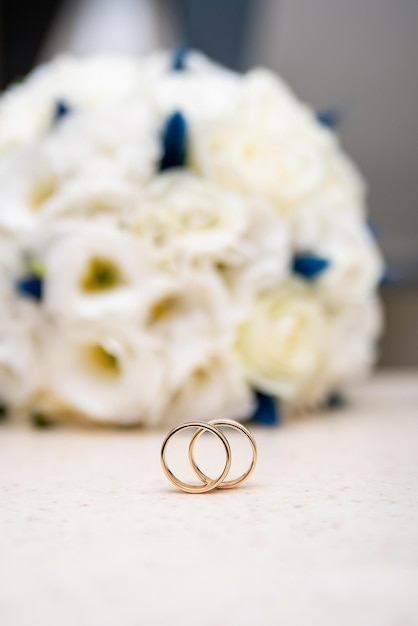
[
  {"left": 189, "top": 419, "right": 257, "bottom": 489},
  {"left": 160, "top": 421, "right": 232, "bottom": 494},
  {"left": 160, "top": 419, "right": 257, "bottom": 493}
]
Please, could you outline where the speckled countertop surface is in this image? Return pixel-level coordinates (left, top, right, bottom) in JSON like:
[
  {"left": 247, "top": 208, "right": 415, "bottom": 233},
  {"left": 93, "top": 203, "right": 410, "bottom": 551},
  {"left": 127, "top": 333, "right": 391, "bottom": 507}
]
[{"left": 1, "top": 371, "right": 418, "bottom": 626}]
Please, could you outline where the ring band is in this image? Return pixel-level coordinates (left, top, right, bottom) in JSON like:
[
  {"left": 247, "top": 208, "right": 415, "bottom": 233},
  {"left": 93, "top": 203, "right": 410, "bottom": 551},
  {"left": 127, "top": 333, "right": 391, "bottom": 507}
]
[
  {"left": 188, "top": 419, "right": 257, "bottom": 489},
  {"left": 160, "top": 421, "right": 232, "bottom": 494}
]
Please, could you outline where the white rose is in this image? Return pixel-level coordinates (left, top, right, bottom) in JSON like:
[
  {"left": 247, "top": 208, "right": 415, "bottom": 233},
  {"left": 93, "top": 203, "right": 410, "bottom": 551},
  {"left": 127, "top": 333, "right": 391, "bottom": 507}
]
[
  {"left": 191, "top": 120, "right": 326, "bottom": 212},
  {"left": 5, "top": 171, "right": 143, "bottom": 237},
  {"left": 130, "top": 172, "right": 251, "bottom": 267},
  {"left": 191, "top": 70, "right": 335, "bottom": 212},
  {"left": 0, "top": 150, "right": 40, "bottom": 233},
  {"left": 39, "top": 320, "right": 166, "bottom": 425},
  {"left": 164, "top": 352, "right": 254, "bottom": 426},
  {"left": 0, "top": 233, "right": 24, "bottom": 300},
  {"left": 130, "top": 172, "right": 290, "bottom": 311},
  {"left": 236, "top": 281, "right": 327, "bottom": 400},
  {"left": 1, "top": 161, "right": 138, "bottom": 239},
  {"left": 237, "top": 69, "right": 317, "bottom": 132},
  {"left": 143, "top": 268, "right": 235, "bottom": 392},
  {"left": 216, "top": 198, "right": 290, "bottom": 318},
  {"left": 0, "top": 104, "right": 156, "bottom": 234},
  {"left": 56, "top": 55, "right": 141, "bottom": 109},
  {"left": 293, "top": 212, "right": 383, "bottom": 308},
  {"left": 0, "top": 303, "right": 40, "bottom": 407},
  {"left": 323, "top": 151, "right": 366, "bottom": 212},
  {"left": 39, "top": 177, "right": 141, "bottom": 228},
  {"left": 233, "top": 197, "right": 290, "bottom": 290},
  {"left": 142, "top": 50, "right": 241, "bottom": 123},
  {"left": 41, "top": 102, "right": 160, "bottom": 184},
  {"left": 326, "top": 298, "right": 383, "bottom": 389},
  {"left": 0, "top": 54, "right": 141, "bottom": 154},
  {"left": 42, "top": 225, "right": 150, "bottom": 321}
]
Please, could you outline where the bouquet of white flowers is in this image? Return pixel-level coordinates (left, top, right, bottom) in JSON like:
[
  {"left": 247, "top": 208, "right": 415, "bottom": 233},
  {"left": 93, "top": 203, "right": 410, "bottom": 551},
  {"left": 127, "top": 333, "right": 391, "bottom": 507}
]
[{"left": 0, "top": 49, "right": 383, "bottom": 426}]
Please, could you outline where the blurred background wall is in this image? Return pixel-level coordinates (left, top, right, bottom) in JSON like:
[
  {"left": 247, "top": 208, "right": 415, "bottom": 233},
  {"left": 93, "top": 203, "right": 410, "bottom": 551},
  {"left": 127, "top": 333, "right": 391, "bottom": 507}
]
[{"left": 1, "top": 0, "right": 417, "bottom": 366}]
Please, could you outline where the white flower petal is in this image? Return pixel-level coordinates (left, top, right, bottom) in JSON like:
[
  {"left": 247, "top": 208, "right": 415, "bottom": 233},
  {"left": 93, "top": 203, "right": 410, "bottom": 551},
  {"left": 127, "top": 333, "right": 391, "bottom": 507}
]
[
  {"left": 142, "top": 50, "right": 241, "bottom": 123},
  {"left": 326, "top": 298, "right": 383, "bottom": 388},
  {"left": 40, "top": 321, "right": 165, "bottom": 425},
  {"left": 293, "top": 212, "right": 384, "bottom": 308},
  {"left": 237, "top": 281, "right": 328, "bottom": 400},
  {"left": 130, "top": 172, "right": 251, "bottom": 265},
  {"left": 190, "top": 68, "right": 364, "bottom": 222},
  {"left": 165, "top": 352, "right": 254, "bottom": 426},
  {"left": 0, "top": 54, "right": 142, "bottom": 154},
  {"left": 0, "top": 304, "right": 40, "bottom": 407},
  {"left": 143, "top": 268, "right": 235, "bottom": 391},
  {"left": 43, "top": 225, "right": 149, "bottom": 321}
]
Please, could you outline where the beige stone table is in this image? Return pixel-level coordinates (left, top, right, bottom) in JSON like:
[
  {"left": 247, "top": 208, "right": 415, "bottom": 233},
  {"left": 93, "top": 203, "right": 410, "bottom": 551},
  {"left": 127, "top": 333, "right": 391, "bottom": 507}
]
[{"left": 1, "top": 372, "right": 418, "bottom": 626}]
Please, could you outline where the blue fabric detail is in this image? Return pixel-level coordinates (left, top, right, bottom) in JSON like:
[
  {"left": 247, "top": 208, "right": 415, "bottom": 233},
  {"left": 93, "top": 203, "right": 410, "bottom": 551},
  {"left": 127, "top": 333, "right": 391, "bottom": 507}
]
[
  {"left": 171, "top": 45, "right": 189, "bottom": 71},
  {"left": 159, "top": 111, "right": 188, "bottom": 171},
  {"left": 16, "top": 275, "right": 43, "bottom": 301},
  {"left": 325, "top": 391, "right": 347, "bottom": 409},
  {"left": 317, "top": 108, "right": 342, "bottom": 130},
  {"left": 293, "top": 254, "right": 330, "bottom": 280},
  {"left": 54, "top": 100, "right": 71, "bottom": 122},
  {"left": 380, "top": 267, "right": 397, "bottom": 286},
  {"left": 367, "top": 221, "right": 379, "bottom": 239},
  {"left": 252, "top": 392, "right": 280, "bottom": 426}
]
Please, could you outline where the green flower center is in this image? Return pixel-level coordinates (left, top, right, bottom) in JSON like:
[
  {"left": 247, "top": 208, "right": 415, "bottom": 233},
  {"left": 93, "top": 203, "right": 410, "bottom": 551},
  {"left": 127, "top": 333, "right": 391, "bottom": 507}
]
[
  {"left": 30, "top": 176, "right": 57, "bottom": 209},
  {"left": 81, "top": 257, "right": 124, "bottom": 292},
  {"left": 87, "top": 344, "right": 120, "bottom": 376},
  {"left": 149, "top": 296, "right": 175, "bottom": 321}
]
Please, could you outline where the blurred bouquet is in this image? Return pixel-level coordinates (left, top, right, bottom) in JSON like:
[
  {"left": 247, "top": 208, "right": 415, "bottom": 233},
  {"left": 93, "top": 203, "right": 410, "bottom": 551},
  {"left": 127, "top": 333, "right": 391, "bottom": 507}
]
[{"left": 0, "top": 50, "right": 383, "bottom": 426}]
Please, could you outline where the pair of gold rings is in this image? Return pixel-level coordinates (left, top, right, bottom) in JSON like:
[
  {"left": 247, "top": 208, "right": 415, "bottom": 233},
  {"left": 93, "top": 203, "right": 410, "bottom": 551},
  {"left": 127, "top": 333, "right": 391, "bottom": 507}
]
[{"left": 160, "top": 419, "right": 257, "bottom": 493}]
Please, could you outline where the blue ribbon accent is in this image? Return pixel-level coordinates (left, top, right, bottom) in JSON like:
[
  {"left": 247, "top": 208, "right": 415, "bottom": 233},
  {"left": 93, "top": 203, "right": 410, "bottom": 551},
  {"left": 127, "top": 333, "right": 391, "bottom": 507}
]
[
  {"left": 171, "top": 45, "right": 189, "bottom": 71},
  {"left": 293, "top": 254, "right": 330, "bottom": 280},
  {"left": 54, "top": 100, "right": 71, "bottom": 122},
  {"left": 316, "top": 108, "right": 342, "bottom": 130},
  {"left": 380, "top": 267, "right": 397, "bottom": 287},
  {"left": 252, "top": 392, "right": 280, "bottom": 426},
  {"left": 159, "top": 111, "right": 188, "bottom": 171},
  {"left": 367, "top": 220, "right": 379, "bottom": 239},
  {"left": 16, "top": 275, "right": 43, "bottom": 301},
  {"left": 325, "top": 391, "right": 347, "bottom": 409}
]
